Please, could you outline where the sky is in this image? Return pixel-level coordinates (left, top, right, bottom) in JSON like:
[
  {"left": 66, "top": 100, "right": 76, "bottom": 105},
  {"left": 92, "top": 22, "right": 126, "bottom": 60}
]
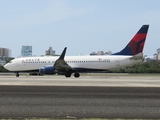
[{"left": 0, "top": 0, "right": 160, "bottom": 57}]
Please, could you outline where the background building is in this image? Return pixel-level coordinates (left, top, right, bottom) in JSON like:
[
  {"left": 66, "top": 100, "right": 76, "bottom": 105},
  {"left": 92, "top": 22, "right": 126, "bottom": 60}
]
[
  {"left": 0, "top": 47, "right": 11, "bottom": 66},
  {"left": 45, "top": 47, "right": 55, "bottom": 55},
  {"left": 21, "top": 45, "right": 32, "bottom": 57},
  {"left": 0, "top": 47, "right": 11, "bottom": 57},
  {"left": 153, "top": 54, "right": 158, "bottom": 60},
  {"left": 157, "top": 48, "right": 160, "bottom": 60},
  {"left": 90, "top": 51, "right": 112, "bottom": 55}
]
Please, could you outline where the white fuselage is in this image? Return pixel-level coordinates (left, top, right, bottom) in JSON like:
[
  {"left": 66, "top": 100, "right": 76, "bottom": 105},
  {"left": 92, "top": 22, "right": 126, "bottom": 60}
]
[{"left": 4, "top": 55, "right": 142, "bottom": 72}]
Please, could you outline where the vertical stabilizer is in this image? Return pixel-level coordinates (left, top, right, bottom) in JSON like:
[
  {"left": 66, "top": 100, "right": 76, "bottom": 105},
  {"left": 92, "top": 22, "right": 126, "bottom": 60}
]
[{"left": 112, "top": 25, "right": 149, "bottom": 55}]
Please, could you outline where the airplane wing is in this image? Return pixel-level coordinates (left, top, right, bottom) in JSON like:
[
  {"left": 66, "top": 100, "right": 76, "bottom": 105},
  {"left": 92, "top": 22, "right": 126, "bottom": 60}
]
[
  {"left": 53, "top": 47, "right": 74, "bottom": 73},
  {"left": 130, "top": 53, "right": 143, "bottom": 60}
]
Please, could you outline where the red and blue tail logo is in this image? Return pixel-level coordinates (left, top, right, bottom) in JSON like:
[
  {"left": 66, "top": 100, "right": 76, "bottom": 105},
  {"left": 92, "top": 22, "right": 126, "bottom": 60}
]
[{"left": 112, "top": 25, "right": 149, "bottom": 55}]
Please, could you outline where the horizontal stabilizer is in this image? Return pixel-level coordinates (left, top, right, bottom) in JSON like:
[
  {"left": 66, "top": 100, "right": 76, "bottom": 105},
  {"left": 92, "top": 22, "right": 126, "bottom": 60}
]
[{"left": 130, "top": 53, "right": 143, "bottom": 60}]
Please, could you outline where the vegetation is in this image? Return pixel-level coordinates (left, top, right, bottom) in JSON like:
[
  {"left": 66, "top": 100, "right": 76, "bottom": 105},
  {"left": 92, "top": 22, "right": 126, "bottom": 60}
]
[
  {"left": 0, "top": 57, "right": 14, "bottom": 72},
  {"left": 113, "top": 61, "right": 160, "bottom": 73},
  {"left": 0, "top": 66, "right": 9, "bottom": 72}
]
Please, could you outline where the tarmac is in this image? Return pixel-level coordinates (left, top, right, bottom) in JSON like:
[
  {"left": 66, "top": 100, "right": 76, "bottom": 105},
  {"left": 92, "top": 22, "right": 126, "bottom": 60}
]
[
  {"left": 0, "top": 73, "right": 160, "bottom": 87},
  {"left": 0, "top": 74, "right": 160, "bottom": 119}
]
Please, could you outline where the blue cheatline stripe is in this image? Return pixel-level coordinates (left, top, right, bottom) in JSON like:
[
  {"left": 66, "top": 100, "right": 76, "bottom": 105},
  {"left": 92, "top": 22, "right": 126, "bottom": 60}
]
[{"left": 73, "top": 68, "right": 109, "bottom": 72}]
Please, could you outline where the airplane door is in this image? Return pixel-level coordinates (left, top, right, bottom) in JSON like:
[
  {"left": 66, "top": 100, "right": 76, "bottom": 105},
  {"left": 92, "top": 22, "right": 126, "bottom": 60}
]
[{"left": 115, "top": 60, "right": 120, "bottom": 66}]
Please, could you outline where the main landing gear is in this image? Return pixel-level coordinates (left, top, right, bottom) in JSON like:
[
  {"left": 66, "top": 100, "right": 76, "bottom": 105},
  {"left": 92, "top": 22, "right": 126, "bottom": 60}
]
[
  {"left": 65, "top": 72, "right": 80, "bottom": 78},
  {"left": 74, "top": 72, "right": 80, "bottom": 78},
  {"left": 65, "top": 72, "right": 72, "bottom": 77}
]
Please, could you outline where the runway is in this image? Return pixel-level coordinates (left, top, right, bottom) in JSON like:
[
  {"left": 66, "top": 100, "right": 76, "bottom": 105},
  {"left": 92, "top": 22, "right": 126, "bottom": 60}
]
[
  {"left": 1, "top": 74, "right": 160, "bottom": 87},
  {"left": 0, "top": 74, "right": 160, "bottom": 119}
]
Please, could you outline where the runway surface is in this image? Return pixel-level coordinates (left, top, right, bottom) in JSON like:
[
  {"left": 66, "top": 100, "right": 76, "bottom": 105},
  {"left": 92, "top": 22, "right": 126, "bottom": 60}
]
[
  {"left": 0, "top": 75, "right": 160, "bottom": 119},
  {"left": 1, "top": 74, "right": 160, "bottom": 87}
]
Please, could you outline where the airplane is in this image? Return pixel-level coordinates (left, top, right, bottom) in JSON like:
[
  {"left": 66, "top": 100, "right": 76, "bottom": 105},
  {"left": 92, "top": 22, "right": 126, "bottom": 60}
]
[{"left": 4, "top": 25, "right": 149, "bottom": 78}]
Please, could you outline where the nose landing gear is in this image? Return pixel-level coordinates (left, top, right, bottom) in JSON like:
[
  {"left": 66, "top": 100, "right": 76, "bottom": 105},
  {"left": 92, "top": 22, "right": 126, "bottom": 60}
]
[{"left": 16, "top": 72, "right": 19, "bottom": 77}]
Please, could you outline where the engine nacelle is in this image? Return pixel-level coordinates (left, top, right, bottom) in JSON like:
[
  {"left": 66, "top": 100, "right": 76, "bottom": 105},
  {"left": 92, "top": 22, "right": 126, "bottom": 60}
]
[{"left": 39, "top": 66, "right": 55, "bottom": 74}]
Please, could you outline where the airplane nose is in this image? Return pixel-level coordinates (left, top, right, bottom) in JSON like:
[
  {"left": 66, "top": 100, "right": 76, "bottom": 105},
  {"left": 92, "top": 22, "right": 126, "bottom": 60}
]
[{"left": 4, "top": 64, "right": 9, "bottom": 70}]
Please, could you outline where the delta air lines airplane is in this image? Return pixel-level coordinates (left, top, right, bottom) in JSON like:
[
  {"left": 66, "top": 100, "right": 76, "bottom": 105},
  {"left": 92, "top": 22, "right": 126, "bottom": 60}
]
[{"left": 4, "top": 25, "right": 149, "bottom": 78}]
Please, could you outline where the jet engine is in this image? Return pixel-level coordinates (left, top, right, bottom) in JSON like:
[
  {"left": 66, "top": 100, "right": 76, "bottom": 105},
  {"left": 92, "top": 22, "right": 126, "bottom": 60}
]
[{"left": 39, "top": 66, "right": 55, "bottom": 74}]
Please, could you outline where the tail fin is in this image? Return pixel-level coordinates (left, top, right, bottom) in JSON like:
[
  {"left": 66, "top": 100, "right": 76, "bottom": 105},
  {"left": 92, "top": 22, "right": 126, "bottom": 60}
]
[{"left": 112, "top": 25, "right": 149, "bottom": 55}]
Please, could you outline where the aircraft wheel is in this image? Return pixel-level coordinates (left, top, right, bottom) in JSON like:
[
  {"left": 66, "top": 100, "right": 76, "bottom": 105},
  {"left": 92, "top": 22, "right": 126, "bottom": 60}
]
[
  {"left": 16, "top": 72, "right": 19, "bottom": 77},
  {"left": 74, "top": 72, "right": 80, "bottom": 78},
  {"left": 65, "top": 72, "right": 71, "bottom": 77}
]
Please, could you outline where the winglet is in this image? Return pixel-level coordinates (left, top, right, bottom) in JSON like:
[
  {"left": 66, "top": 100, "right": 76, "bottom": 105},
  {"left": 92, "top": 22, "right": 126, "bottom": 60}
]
[{"left": 59, "top": 47, "right": 67, "bottom": 60}]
